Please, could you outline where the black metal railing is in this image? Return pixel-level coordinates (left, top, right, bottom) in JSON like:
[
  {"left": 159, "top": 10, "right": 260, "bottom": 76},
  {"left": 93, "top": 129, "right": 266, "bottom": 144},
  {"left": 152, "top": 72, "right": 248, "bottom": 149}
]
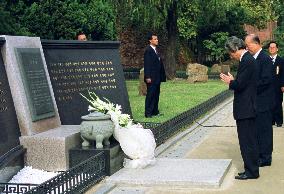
[
  {"left": 0, "top": 145, "right": 27, "bottom": 194},
  {"left": 124, "top": 71, "right": 140, "bottom": 80},
  {"left": 0, "top": 183, "right": 38, "bottom": 194},
  {"left": 124, "top": 71, "right": 224, "bottom": 80},
  {"left": 139, "top": 90, "right": 233, "bottom": 146},
  {"left": 23, "top": 152, "right": 106, "bottom": 194},
  {"left": 137, "top": 122, "right": 161, "bottom": 129},
  {"left": 0, "top": 146, "right": 25, "bottom": 170},
  {"left": 208, "top": 73, "right": 220, "bottom": 80}
]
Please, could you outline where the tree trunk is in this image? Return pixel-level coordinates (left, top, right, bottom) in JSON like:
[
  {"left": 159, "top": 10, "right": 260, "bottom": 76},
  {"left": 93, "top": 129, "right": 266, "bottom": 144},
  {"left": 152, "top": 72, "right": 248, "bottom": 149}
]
[
  {"left": 196, "top": 35, "right": 204, "bottom": 64},
  {"left": 164, "top": 0, "right": 178, "bottom": 80}
]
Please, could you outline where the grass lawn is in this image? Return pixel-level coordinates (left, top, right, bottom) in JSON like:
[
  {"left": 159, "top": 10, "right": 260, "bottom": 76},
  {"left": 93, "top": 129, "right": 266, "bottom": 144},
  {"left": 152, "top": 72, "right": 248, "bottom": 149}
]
[{"left": 126, "top": 79, "right": 228, "bottom": 123}]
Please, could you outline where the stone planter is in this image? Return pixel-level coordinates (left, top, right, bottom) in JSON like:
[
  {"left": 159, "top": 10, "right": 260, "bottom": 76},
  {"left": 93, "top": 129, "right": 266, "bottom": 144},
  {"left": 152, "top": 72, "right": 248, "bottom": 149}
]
[{"left": 80, "top": 112, "right": 114, "bottom": 148}]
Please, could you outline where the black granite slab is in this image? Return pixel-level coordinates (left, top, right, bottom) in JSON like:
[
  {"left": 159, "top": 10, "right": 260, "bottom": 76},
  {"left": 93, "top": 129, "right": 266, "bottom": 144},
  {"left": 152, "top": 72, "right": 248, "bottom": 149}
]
[
  {"left": 0, "top": 40, "right": 21, "bottom": 157},
  {"left": 42, "top": 40, "right": 132, "bottom": 125},
  {"left": 14, "top": 48, "right": 55, "bottom": 121}
]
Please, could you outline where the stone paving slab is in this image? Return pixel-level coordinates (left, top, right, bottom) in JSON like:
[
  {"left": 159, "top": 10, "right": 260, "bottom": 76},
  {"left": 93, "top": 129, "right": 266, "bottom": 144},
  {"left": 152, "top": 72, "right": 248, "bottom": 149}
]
[
  {"left": 155, "top": 98, "right": 233, "bottom": 159},
  {"left": 107, "top": 186, "right": 149, "bottom": 194},
  {"left": 106, "top": 158, "right": 231, "bottom": 188}
]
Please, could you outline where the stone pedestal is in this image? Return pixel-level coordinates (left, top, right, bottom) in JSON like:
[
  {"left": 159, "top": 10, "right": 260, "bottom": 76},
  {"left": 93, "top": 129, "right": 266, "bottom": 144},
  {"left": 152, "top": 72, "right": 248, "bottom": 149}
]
[
  {"left": 69, "top": 141, "right": 124, "bottom": 175},
  {"left": 20, "top": 125, "right": 80, "bottom": 171}
]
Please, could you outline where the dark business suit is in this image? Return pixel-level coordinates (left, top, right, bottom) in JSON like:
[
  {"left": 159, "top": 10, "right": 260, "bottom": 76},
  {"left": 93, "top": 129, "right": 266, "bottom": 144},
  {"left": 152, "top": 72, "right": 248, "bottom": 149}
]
[
  {"left": 229, "top": 52, "right": 259, "bottom": 177},
  {"left": 272, "top": 55, "right": 284, "bottom": 125},
  {"left": 144, "top": 45, "right": 166, "bottom": 117},
  {"left": 255, "top": 49, "right": 275, "bottom": 164}
]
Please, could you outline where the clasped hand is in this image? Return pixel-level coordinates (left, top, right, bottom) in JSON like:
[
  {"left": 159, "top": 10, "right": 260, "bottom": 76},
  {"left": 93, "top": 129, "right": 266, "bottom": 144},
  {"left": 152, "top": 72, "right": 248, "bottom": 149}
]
[{"left": 220, "top": 72, "right": 234, "bottom": 85}]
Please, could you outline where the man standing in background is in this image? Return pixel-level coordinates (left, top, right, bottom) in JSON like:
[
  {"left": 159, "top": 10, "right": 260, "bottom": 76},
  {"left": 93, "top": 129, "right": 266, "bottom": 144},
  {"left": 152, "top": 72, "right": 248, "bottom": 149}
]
[
  {"left": 245, "top": 34, "right": 274, "bottom": 167},
  {"left": 144, "top": 32, "right": 166, "bottom": 118},
  {"left": 268, "top": 41, "right": 284, "bottom": 127}
]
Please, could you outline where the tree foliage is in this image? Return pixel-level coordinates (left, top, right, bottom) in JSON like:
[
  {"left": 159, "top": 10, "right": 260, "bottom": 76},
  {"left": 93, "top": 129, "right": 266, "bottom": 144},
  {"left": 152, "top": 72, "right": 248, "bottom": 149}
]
[
  {"left": 177, "top": 0, "right": 199, "bottom": 40},
  {"left": 203, "top": 32, "right": 229, "bottom": 63},
  {"left": 112, "top": 0, "right": 180, "bottom": 79},
  {"left": 2, "top": 0, "right": 284, "bottom": 70},
  {"left": 239, "top": 0, "right": 278, "bottom": 28},
  {"left": 271, "top": 0, "right": 284, "bottom": 56},
  {"left": 0, "top": 1, "right": 30, "bottom": 35},
  {"left": 1, "top": 0, "right": 116, "bottom": 40},
  {"left": 182, "top": 0, "right": 280, "bottom": 64}
]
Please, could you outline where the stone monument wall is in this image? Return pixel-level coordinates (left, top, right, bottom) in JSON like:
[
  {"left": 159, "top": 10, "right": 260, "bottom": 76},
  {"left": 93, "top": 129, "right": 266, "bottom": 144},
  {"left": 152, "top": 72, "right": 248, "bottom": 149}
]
[
  {"left": 0, "top": 37, "right": 21, "bottom": 156},
  {"left": 42, "top": 40, "right": 132, "bottom": 124},
  {"left": 0, "top": 35, "right": 61, "bottom": 136},
  {"left": 0, "top": 36, "right": 131, "bottom": 171}
]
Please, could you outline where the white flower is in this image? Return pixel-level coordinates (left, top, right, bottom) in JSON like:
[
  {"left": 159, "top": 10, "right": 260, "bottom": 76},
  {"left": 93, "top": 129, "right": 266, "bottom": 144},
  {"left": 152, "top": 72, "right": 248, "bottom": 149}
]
[{"left": 81, "top": 91, "right": 132, "bottom": 128}]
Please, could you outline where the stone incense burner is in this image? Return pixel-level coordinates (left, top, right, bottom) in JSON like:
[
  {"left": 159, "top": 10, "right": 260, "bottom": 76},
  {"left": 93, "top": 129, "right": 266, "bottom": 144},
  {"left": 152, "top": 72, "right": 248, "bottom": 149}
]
[{"left": 80, "top": 111, "right": 114, "bottom": 148}]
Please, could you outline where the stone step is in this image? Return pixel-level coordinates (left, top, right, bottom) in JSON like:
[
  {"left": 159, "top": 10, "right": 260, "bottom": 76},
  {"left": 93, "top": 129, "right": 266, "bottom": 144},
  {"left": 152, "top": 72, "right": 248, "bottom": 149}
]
[{"left": 106, "top": 158, "right": 231, "bottom": 188}]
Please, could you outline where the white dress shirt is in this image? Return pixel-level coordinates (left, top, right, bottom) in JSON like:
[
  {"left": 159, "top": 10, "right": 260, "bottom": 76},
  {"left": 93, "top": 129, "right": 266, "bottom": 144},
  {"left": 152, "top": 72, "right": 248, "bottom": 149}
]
[
  {"left": 271, "top": 54, "right": 277, "bottom": 64},
  {"left": 240, "top": 50, "right": 248, "bottom": 62},
  {"left": 253, "top": 48, "right": 262, "bottom": 59}
]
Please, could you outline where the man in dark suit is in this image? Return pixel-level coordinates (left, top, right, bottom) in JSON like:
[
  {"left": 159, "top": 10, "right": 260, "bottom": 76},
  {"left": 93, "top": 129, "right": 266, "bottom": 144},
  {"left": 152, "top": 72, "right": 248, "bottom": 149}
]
[
  {"left": 144, "top": 33, "right": 166, "bottom": 118},
  {"left": 220, "top": 36, "right": 259, "bottom": 180},
  {"left": 268, "top": 41, "right": 284, "bottom": 127},
  {"left": 245, "top": 34, "right": 274, "bottom": 167}
]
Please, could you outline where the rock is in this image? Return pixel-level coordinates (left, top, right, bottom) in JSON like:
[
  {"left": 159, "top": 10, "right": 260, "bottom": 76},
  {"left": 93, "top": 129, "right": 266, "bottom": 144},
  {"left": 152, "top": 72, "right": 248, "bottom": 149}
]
[
  {"left": 211, "top": 64, "right": 221, "bottom": 73},
  {"left": 186, "top": 63, "right": 208, "bottom": 83},
  {"left": 221, "top": 65, "right": 230, "bottom": 74},
  {"left": 139, "top": 68, "right": 147, "bottom": 96}
]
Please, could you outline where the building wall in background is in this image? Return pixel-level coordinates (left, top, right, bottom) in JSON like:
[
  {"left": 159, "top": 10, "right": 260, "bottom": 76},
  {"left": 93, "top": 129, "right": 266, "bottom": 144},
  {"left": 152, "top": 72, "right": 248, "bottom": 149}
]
[{"left": 244, "top": 21, "right": 277, "bottom": 43}]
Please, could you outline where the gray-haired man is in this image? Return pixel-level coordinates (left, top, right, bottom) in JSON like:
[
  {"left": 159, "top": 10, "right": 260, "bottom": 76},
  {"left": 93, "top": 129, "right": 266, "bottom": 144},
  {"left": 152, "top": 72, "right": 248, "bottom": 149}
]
[
  {"left": 245, "top": 34, "right": 274, "bottom": 167},
  {"left": 220, "top": 36, "right": 259, "bottom": 180}
]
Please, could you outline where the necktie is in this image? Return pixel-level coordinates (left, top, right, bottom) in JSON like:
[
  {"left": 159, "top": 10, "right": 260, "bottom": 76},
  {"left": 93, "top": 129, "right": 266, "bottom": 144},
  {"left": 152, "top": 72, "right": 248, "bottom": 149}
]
[
  {"left": 271, "top": 56, "right": 279, "bottom": 74},
  {"left": 271, "top": 56, "right": 275, "bottom": 64},
  {"left": 155, "top": 48, "right": 160, "bottom": 60}
]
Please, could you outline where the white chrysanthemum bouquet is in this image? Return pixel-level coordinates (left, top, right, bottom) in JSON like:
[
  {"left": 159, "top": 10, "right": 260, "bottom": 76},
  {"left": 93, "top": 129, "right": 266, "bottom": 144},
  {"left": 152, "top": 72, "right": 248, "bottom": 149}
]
[
  {"left": 80, "top": 91, "right": 132, "bottom": 128},
  {"left": 81, "top": 91, "right": 156, "bottom": 169}
]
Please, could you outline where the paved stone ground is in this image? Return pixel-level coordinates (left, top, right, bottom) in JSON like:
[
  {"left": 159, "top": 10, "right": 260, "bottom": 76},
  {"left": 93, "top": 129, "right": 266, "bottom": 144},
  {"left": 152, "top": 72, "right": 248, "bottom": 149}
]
[{"left": 86, "top": 98, "right": 284, "bottom": 193}]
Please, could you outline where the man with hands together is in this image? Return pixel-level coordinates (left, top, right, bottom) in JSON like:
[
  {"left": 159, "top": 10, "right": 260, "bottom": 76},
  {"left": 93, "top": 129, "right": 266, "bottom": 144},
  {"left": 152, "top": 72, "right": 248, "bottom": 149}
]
[{"left": 220, "top": 36, "right": 259, "bottom": 180}]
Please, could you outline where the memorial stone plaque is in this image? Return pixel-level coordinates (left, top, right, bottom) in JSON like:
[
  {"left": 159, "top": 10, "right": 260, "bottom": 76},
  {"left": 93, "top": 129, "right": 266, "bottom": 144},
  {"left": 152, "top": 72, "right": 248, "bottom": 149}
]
[
  {"left": 15, "top": 48, "right": 55, "bottom": 121},
  {"left": 0, "top": 39, "right": 21, "bottom": 156},
  {"left": 42, "top": 40, "right": 132, "bottom": 125}
]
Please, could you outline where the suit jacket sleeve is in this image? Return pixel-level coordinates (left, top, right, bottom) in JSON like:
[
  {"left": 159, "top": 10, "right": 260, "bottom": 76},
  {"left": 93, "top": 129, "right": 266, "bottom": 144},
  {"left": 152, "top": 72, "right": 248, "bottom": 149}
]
[
  {"left": 279, "top": 57, "right": 284, "bottom": 87},
  {"left": 229, "top": 57, "right": 254, "bottom": 92},
  {"left": 144, "top": 48, "right": 151, "bottom": 79}
]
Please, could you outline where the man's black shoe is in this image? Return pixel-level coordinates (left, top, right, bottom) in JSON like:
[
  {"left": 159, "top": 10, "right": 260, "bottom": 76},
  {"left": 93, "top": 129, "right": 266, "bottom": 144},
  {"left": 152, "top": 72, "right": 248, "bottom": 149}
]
[
  {"left": 238, "top": 171, "right": 246, "bottom": 176},
  {"left": 145, "top": 114, "right": 152, "bottom": 118},
  {"left": 154, "top": 113, "right": 164, "bottom": 117},
  {"left": 235, "top": 174, "right": 259, "bottom": 180},
  {"left": 277, "top": 123, "right": 282, "bottom": 127},
  {"left": 152, "top": 111, "right": 160, "bottom": 115}
]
